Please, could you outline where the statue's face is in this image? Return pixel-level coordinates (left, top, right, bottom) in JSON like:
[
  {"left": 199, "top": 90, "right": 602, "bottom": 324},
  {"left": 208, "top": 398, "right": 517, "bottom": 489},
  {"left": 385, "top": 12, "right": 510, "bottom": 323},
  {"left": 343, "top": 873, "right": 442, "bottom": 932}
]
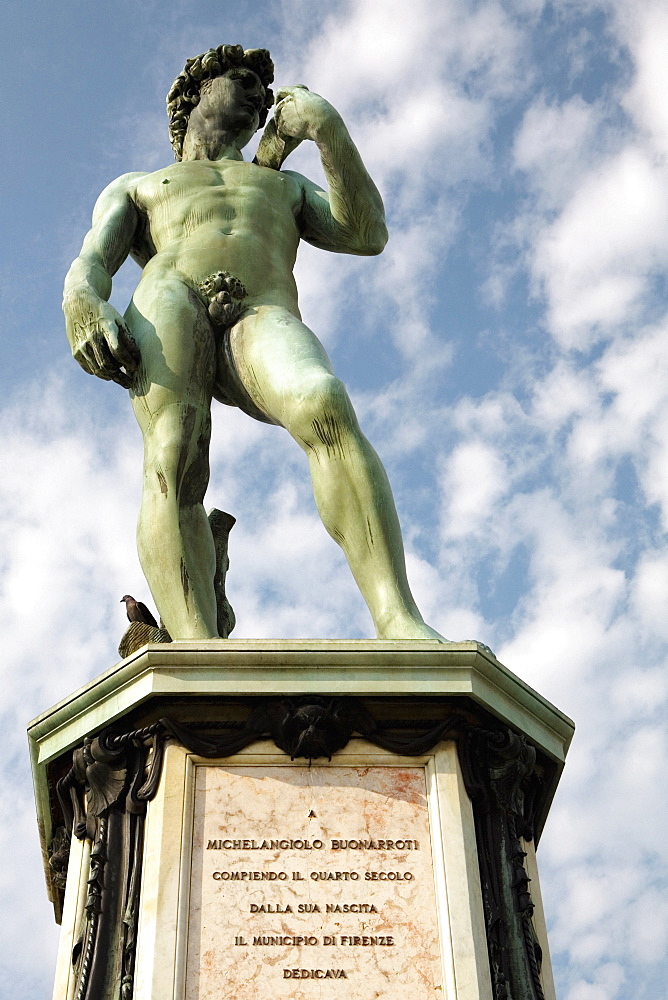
[{"left": 198, "top": 68, "right": 266, "bottom": 143}]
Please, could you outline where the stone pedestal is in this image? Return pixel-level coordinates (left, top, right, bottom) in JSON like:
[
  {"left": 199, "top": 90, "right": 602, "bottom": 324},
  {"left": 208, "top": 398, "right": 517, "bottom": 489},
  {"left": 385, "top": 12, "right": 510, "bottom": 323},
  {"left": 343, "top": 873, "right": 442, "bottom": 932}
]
[{"left": 29, "top": 640, "right": 573, "bottom": 1000}]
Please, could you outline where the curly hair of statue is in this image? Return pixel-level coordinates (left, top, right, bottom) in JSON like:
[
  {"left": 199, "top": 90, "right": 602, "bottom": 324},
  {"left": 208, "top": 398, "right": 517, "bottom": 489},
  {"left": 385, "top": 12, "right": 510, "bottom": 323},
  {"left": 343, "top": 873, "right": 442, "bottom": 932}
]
[{"left": 166, "top": 44, "right": 275, "bottom": 160}]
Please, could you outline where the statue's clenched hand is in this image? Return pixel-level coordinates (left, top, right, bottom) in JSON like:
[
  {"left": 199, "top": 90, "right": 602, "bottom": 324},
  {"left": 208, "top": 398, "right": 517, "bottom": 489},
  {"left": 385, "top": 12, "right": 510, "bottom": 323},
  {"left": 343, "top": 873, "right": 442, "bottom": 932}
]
[
  {"left": 273, "top": 86, "right": 341, "bottom": 143},
  {"left": 65, "top": 298, "right": 139, "bottom": 389}
]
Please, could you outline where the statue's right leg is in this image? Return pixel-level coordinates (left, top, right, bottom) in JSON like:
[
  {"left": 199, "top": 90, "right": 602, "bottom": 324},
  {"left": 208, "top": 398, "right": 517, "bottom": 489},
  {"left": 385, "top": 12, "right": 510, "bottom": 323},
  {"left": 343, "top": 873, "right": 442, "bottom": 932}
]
[
  {"left": 225, "top": 306, "right": 446, "bottom": 641},
  {"left": 124, "top": 276, "right": 219, "bottom": 639}
]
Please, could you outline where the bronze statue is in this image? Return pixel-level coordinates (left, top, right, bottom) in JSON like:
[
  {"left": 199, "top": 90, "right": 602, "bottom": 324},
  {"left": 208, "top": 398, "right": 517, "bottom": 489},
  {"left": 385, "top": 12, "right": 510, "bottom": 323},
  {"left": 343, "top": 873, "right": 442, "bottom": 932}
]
[{"left": 63, "top": 44, "right": 444, "bottom": 642}]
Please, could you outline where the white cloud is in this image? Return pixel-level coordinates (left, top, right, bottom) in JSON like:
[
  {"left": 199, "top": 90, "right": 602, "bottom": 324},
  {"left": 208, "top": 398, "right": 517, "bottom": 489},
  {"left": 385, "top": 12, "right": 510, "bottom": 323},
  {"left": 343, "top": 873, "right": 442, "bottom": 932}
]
[
  {"left": 530, "top": 359, "right": 597, "bottom": 429},
  {"left": 619, "top": 1, "right": 668, "bottom": 158},
  {"left": 565, "top": 962, "right": 625, "bottom": 1000},
  {"left": 514, "top": 94, "right": 603, "bottom": 208},
  {"left": 441, "top": 440, "right": 508, "bottom": 538},
  {"left": 631, "top": 551, "right": 668, "bottom": 639},
  {"left": 533, "top": 146, "right": 668, "bottom": 348},
  {"left": 560, "top": 317, "right": 668, "bottom": 527},
  {"left": 502, "top": 1, "right": 668, "bottom": 351}
]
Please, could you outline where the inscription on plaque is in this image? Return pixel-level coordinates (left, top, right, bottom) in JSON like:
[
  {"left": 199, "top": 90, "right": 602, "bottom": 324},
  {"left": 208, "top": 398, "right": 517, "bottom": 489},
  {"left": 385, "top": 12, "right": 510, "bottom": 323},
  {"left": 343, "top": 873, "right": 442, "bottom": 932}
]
[{"left": 186, "top": 765, "right": 442, "bottom": 999}]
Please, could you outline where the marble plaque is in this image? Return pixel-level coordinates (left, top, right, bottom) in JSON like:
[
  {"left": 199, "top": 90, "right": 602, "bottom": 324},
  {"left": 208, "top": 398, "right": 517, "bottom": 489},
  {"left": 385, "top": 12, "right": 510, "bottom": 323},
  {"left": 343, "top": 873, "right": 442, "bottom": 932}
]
[{"left": 185, "top": 764, "right": 443, "bottom": 999}]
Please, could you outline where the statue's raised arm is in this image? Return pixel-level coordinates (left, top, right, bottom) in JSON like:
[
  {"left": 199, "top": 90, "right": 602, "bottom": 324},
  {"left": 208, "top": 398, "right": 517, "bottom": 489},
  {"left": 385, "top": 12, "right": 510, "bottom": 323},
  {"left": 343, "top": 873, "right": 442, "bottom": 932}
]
[{"left": 273, "top": 86, "right": 388, "bottom": 256}]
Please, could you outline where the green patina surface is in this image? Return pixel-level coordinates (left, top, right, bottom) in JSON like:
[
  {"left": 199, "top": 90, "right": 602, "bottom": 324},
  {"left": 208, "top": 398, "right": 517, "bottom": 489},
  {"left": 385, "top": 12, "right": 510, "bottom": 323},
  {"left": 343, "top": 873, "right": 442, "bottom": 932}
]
[{"left": 63, "top": 44, "right": 445, "bottom": 643}]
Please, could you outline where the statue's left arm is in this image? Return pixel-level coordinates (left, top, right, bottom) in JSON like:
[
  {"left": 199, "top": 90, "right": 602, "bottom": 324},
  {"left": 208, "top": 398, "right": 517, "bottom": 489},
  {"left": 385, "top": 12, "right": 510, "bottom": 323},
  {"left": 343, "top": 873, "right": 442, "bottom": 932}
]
[{"left": 276, "top": 86, "right": 388, "bottom": 256}]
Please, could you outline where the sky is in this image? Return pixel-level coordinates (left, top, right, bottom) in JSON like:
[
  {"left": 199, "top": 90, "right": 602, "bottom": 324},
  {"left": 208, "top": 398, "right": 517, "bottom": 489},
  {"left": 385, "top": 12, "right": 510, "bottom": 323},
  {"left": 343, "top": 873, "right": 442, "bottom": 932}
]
[{"left": 1, "top": 0, "right": 667, "bottom": 997}]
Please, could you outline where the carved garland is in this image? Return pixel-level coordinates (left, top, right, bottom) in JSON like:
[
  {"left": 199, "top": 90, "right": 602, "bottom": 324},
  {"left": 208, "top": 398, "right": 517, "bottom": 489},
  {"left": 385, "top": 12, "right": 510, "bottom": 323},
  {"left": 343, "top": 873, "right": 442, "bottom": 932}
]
[{"left": 52, "top": 696, "right": 546, "bottom": 1000}]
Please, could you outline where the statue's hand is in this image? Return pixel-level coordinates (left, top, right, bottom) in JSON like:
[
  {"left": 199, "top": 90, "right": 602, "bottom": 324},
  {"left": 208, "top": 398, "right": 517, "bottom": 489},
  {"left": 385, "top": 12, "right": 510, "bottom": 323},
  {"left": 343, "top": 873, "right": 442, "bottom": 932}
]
[
  {"left": 273, "top": 86, "right": 340, "bottom": 143},
  {"left": 64, "top": 298, "right": 139, "bottom": 389}
]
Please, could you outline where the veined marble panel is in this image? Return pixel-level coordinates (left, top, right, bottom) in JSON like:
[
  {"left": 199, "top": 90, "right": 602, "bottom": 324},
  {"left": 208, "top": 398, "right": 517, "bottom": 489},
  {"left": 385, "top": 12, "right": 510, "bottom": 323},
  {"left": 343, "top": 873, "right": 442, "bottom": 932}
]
[
  {"left": 186, "top": 764, "right": 442, "bottom": 1000},
  {"left": 133, "top": 743, "right": 492, "bottom": 1000}
]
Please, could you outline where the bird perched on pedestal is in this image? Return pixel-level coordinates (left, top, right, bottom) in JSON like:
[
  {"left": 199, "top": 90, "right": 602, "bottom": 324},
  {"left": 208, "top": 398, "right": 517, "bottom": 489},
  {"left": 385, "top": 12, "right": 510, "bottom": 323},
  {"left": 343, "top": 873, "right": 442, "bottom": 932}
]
[{"left": 120, "top": 594, "right": 158, "bottom": 628}]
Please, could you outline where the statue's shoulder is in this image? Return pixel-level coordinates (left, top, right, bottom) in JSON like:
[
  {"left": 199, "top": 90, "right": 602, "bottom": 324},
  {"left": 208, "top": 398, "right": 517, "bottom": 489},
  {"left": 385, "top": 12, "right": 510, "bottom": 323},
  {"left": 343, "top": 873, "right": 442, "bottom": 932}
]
[
  {"left": 279, "top": 168, "right": 320, "bottom": 208},
  {"left": 93, "top": 172, "right": 149, "bottom": 219},
  {"left": 280, "top": 168, "right": 309, "bottom": 188},
  {"left": 101, "top": 171, "right": 148, "bottom": 196},
  {"left": 281, "top": 168, "right": 326, "bottom": 200}
]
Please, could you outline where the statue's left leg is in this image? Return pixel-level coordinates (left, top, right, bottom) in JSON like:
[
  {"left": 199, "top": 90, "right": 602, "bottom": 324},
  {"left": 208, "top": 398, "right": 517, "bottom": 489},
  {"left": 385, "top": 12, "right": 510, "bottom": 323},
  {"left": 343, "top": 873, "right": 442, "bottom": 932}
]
[{"left": 225, "top": 306, "right": 446, "bottom": 640}]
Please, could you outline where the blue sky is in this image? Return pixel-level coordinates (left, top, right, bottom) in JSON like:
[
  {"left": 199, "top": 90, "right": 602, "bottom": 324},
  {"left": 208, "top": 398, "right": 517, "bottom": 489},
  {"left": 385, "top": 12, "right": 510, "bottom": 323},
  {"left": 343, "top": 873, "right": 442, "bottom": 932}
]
[{"left": 2, "top": 1, "right": 667, "bottom": 997}]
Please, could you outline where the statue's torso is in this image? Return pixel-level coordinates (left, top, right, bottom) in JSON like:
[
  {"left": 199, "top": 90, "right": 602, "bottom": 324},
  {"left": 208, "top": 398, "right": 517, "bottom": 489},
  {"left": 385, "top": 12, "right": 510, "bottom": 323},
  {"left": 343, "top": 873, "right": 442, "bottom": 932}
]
[{"left": 131, "top": 159, "right": 304, "bottom": 306}]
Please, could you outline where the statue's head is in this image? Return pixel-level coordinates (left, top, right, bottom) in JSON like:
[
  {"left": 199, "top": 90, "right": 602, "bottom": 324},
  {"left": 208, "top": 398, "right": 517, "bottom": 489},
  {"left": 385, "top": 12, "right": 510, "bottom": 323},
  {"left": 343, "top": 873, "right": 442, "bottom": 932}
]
[{"left": 167, "top": 44, "right": 274, "bottom": 160}]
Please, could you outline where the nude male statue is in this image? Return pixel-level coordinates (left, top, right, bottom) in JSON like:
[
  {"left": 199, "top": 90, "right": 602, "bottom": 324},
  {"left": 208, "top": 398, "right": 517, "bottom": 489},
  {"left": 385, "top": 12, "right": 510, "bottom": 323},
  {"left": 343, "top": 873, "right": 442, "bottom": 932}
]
[{"left": 63, "top": 44, "right": 445, "bottom": 642}]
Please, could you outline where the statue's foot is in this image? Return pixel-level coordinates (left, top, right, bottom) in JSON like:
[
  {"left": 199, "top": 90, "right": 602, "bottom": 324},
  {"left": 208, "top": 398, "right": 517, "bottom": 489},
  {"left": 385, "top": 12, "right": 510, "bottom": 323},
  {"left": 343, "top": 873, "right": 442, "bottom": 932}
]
[{"left": 376, "top": 614, "right": 449, "bottom": 642}]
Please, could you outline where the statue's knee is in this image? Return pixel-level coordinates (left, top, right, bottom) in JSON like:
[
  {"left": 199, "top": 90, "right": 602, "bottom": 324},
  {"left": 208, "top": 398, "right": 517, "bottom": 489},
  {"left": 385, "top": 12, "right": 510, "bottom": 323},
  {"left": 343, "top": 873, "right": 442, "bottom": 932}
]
[
  {"left": 288, "top": 375, "right": 356, "bottom": 449},
  {"left": 143, "top": 407, "right": 210, "bottom": 500},
  {"left": 144, "top": 434, "right": 181, "bottom": 494}
]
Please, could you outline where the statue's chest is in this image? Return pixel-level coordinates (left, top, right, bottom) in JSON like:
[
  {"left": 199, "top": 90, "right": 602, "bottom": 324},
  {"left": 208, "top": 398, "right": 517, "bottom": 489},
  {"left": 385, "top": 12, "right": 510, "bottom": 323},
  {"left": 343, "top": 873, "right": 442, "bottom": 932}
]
[
  {"left": 137, "top": 162, "right": 297, "bottom": 221},
  {"left": 137, "top": 161, "right": 291, "bottom": 216}
]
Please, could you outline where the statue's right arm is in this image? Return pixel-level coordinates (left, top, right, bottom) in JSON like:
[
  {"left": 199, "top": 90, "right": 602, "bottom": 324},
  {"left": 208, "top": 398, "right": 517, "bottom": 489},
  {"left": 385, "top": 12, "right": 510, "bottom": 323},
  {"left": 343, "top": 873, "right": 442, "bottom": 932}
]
[{"left": 63, "top": 172, "right": 146, "bottom": 388}]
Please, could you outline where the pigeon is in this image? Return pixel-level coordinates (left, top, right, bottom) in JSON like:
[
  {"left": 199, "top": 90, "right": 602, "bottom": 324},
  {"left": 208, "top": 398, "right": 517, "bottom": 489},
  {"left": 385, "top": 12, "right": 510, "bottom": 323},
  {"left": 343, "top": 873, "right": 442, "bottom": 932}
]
[{"left": 120, "top": 595, "right": 158, "bottom": 628}]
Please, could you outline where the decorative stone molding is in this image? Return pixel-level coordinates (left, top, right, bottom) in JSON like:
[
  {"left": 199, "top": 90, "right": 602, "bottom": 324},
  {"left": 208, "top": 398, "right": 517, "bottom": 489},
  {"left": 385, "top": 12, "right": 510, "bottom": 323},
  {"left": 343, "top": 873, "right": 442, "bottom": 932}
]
[{"left": 52, "top": 696, "right": 546, "bottom": 1000}]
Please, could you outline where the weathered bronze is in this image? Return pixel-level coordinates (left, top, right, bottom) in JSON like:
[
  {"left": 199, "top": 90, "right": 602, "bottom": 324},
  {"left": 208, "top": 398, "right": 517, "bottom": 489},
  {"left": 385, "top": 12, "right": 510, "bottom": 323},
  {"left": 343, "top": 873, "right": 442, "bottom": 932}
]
[{"left": 63, "top": 43, "right": 444, "bottom": 642}]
